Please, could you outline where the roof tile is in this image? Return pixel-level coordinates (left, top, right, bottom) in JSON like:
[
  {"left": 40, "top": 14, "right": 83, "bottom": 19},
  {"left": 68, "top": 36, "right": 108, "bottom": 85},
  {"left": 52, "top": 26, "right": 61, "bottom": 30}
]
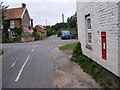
[{"left": 3, "top": 8, "right": 24, "bottom": 20}]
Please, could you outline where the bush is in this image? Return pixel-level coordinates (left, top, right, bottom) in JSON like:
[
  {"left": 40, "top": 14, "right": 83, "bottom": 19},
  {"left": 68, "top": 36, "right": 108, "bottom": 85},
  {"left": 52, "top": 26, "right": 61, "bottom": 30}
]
[{"left": 71, "top": 42, "right": 82, "bottom": 60}]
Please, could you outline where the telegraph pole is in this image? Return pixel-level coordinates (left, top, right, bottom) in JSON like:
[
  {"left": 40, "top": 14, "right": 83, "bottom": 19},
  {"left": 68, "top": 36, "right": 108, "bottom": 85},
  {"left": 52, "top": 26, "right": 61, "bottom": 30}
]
[
  {"left": 45, "top": 19, "right": 47, "bottom": 27},
  {"left": 62, "top": 14, "right": 64, "bottom": 23}
]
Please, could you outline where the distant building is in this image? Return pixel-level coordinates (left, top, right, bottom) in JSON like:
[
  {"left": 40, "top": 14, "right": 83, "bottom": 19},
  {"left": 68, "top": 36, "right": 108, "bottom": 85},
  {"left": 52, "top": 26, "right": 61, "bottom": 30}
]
[
  {"left": 77, "top": 2, "right": 120, "bottom": 77},
  {"left": 34, "top": 25, "right": 47, "bottom": 38},
  {"left": 3, "top": 3, "right": 33, "bottom": 36}
]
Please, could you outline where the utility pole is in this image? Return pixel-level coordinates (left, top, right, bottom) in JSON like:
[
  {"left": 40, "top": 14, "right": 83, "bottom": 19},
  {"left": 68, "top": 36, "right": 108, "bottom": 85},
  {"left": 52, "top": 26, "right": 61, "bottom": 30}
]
[
  {"left": 62, "top": 14, "right": 64, "bottom": 23},
  {"left": 45, "top": 19, "right": 47, "bottom": 27}
]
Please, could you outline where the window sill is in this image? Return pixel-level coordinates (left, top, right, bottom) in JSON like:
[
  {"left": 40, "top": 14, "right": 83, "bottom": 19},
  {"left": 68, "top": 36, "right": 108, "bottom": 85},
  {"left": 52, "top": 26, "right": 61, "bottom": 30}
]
[{"left": 86, "top": 44, "right": 92, "bottom": 50}]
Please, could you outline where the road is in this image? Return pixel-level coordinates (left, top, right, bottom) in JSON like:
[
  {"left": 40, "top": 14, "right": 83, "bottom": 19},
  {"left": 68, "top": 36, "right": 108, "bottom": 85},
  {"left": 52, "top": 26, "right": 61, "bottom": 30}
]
[{"left": 2, "top": 35, "right": 78, "bottom": 88}]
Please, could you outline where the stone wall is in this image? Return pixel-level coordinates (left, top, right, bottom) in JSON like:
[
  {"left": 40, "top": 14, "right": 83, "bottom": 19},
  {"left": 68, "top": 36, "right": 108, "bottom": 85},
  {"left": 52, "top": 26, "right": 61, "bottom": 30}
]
[{"left": 21, "top": 37, "right": 34, "bottom": 42}]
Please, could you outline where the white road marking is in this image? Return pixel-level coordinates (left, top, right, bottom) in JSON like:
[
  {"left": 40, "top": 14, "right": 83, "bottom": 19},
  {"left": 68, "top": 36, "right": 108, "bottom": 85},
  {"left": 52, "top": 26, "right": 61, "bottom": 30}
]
[
  {"left": 31, "top": 45, "right": 36, "bottom": 52},
  {"left": 11, "top": 61, "right": 17, "bottom": 67},
  {"left": 32, "top": 49, "right": 34, "bottom": 52},
  {"left": 11, "top": 63, "right": 16, "bottom": 67},
  {"left": 15, "top": 55, "right": 30, "bottom": 82}
]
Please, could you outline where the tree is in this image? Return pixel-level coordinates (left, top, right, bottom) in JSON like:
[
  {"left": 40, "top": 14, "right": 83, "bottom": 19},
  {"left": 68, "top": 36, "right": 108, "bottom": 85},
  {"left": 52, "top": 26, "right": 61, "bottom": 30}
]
[
  {"left": 0, "top": 2, "right": 9, "bottom": 43},
  {"left": 67, "top": 13, "right": 77, "bottom": 28},
  {"left": 51, "top": 22, "right": 67, "bottom": 31}
]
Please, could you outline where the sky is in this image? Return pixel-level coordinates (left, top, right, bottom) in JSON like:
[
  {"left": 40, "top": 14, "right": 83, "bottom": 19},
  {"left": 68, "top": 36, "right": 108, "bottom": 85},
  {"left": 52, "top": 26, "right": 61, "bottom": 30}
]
[
  {"left": 1, "top": 0, "right": 119, "bottom": 26},
  {"left": 1, "top": 0, "right": 77, "bottom": 26}
]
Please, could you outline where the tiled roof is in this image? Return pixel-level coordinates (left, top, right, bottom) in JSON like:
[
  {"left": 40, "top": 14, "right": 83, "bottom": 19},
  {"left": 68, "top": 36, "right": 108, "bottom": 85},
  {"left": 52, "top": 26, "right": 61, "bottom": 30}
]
[
  {"left": 3, "top": 8, "right": 24, "bottom": 20},
  {"left": 34, "top": 25, "right": 46, "bottom": 33}
]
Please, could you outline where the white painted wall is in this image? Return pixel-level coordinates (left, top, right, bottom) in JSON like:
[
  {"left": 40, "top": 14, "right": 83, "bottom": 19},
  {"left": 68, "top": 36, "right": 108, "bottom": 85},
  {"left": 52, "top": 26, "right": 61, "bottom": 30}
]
[{"left": 77, "top": 2, "right": 120, "bottom": 76}]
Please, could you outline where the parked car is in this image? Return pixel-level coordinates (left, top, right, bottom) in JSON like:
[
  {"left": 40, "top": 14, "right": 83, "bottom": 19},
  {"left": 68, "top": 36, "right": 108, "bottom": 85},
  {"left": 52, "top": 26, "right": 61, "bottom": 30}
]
[
  {"left": 71, "top": 33, "right": 78, "bottom": 39},
  {"left": 61, "top": 30, "right": 71, "bottom": 39}
]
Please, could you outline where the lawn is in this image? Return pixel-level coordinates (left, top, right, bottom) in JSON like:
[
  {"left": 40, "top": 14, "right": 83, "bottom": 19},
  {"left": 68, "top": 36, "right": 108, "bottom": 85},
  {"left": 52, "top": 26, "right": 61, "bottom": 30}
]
[{"left": 59, "top": 43, "right": 78, "bottom": 50}]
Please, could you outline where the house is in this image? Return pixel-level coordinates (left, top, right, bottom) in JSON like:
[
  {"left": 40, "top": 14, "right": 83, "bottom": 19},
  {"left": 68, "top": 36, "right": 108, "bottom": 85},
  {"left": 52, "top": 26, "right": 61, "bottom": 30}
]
[
  {"left": 77, "top": 2, "right": 120, "bottom": 77},
  {"left": 34, "top": 25, "right": 47, "bottom": 38},
  {"left": 3, "top": 3, "right": 33, "bottom": 37}
]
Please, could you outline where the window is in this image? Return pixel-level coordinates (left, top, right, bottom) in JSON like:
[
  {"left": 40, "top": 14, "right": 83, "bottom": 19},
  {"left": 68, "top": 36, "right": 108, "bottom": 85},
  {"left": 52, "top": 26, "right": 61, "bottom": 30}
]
[
  {"left": 10, "top": 20, "right": 14, "bottom": 28},
  {"left": 86, "top": 15, "right": 92, "bottom": 45}
]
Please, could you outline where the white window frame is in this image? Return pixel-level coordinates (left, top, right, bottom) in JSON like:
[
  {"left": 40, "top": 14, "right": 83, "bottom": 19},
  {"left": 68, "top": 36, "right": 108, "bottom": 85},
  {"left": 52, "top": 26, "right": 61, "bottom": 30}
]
[
  {"left": 10, "top": 20, "right": 14, "bottom": 28},
  {"left": 86, "top": 15, "right": 92, "bottom": 45}
]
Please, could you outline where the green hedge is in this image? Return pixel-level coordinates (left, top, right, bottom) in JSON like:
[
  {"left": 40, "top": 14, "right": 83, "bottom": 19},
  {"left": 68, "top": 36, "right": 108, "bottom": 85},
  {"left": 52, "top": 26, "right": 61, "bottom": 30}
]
[{"left": 71, "top": 42, "right": 119, "bottom": 88}]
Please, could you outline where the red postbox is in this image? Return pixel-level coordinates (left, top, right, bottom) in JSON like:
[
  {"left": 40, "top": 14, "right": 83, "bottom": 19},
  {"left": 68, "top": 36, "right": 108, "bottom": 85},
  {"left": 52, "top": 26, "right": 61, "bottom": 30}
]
[{"left": 101, "top": 32, "right": 106, "bottom": 60}]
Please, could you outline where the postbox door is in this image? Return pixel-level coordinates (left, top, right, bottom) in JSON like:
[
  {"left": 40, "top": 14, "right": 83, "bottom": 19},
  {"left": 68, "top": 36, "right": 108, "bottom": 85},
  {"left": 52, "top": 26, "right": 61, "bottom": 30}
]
[{"left": 101, "top": 32, "right": 106, "bottom": 60}]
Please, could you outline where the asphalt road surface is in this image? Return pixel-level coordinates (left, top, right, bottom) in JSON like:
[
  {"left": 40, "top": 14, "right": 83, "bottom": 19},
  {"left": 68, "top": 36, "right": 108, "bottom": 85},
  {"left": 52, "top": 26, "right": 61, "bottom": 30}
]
[{"left": 2, "top": 35, "right": 78, "bottom": 88}]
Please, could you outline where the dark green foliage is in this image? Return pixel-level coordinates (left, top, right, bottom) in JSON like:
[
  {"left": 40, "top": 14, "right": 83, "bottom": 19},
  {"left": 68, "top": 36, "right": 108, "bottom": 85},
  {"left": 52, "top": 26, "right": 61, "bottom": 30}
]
[
  {"left": 51, "top": 23, "right": 67, "bottom": 31},
  {"left": 32, "top": 28, "right": 40, "bottom": 41},
  {"left": 2, "top": 20, "right": 10, "bottom": 43},
  {"left": 71, "top": 42, "right": 82, "bottom": 60},
  {"left": 1, "top": 2, "right": 9, "bottom": 43},
  {"left": 71, "top": 42, "right": 120, "bottom": 88},
  {"left": 67, "top": 13, "right": 77, "bottom": 28},
  {"left": 46, "top": 28, "right": 55, "bottom": 36},
  {"left": 11, "top": 27, "right": 23, "bottom": 40}
]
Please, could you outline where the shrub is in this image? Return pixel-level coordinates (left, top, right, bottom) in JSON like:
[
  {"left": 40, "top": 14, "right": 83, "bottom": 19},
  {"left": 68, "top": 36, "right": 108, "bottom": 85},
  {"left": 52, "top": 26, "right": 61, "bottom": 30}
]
[{"left": 71, "top": 42, "right": 82, "bottom": 60}]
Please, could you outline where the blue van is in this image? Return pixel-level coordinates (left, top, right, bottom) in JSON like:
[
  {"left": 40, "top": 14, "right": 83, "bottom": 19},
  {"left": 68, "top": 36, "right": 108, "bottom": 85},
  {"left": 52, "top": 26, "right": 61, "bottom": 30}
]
[{"left": 61, "top": 30, "right": 71, "bottom": 39}]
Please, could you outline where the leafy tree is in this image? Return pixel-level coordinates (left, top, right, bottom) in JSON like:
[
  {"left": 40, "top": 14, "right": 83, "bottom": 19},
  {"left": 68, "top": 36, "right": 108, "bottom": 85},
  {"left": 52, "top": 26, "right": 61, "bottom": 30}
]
[
  {"left": 32, "top": 28, "right": 41, "bottom": 40},
  {"left": 46, "top": 27, "right": 54, "bottom": 36},
  {"left": 67, "top": 13, "right": 77, "bottom": 28},
  {"left": 0, "top": 2, "right": 9, "bottom": 43},
  {"left": 51, "top": 22, "right": 67, "bottom": 31}
]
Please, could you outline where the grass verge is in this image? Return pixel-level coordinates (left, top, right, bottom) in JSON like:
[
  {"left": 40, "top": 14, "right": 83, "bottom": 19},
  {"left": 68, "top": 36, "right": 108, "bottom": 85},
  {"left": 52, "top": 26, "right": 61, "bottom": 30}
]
[
  {"left": 71, "top": 42, "right": 119, "bottom": 88},
  {"left": 59, "top": 43, "right": 78, "bottom": 51}
]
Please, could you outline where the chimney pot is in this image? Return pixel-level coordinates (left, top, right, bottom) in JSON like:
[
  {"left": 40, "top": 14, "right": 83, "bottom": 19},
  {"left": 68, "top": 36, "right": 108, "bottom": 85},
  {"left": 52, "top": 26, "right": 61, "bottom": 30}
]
[{"left": 22, "top": 3, "right": 26, "bottom": 8}]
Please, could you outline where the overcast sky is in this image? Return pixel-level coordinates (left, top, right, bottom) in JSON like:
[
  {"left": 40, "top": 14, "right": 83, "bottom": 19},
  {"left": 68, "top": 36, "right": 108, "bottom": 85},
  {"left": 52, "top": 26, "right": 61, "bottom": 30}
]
[{"left": 1, "top": 0, "right": 78, "bottom": 26}]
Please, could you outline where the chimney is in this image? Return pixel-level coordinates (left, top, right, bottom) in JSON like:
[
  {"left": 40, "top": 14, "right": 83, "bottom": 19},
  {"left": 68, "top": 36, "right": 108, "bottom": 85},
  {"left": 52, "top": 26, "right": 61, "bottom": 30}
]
[
  {"left": 31, "top": 19, "right": 33, "bottom": 28},
  {"left": 22, "top": 3, "right": 26, "bottom": 9}
]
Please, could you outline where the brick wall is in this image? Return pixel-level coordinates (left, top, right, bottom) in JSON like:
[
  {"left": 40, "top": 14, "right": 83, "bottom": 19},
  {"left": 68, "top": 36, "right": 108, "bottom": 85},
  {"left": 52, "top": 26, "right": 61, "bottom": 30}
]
[
  {"left": 77, "top": 2, "right": 119, "bottom": 76},
  {"left": 14, "top": 19, "right": 21, "bottom": 28}
]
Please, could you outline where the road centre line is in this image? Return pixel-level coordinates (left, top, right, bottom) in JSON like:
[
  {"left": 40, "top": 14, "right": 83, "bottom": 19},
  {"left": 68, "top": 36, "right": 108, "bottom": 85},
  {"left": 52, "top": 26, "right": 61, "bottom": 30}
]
[
  {"left": 31, "top": 45, "right": 36, "bottom": 52},
  {"left": 11, "top": 59, "right": 17, "bottom": 68},
  {"left": 15, "top": 55, "right": 30, "bottom": 82},
  {"left": 11, "top": 62, "right": 16, "bottom": 67}
]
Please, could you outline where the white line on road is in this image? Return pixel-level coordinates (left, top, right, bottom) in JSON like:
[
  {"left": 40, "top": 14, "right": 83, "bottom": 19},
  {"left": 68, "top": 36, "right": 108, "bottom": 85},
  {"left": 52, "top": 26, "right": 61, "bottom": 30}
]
[
  {"left": 11, "top": 62, "right": 16, "bottom": 67},
  {"left": 15, "top": 55, "right": 30, "bottom": 82},
  {"left": 31, "top": 45, "right": 36, "bottom": 52},
  {"left": 11, "top": 61, "right": 17, "bottom": 67},
  {"left": 32, "top": 49, "right": 34, "bottom": 52}
]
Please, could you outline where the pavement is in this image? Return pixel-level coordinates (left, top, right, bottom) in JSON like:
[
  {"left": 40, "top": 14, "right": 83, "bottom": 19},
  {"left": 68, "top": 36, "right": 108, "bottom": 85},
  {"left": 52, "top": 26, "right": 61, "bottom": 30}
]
[
  {"left": 51, "top": 48, "right": 100, "bottom": 88},
  {"left": 2, "top": 35, "right": 78, "bottom": 88}
]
